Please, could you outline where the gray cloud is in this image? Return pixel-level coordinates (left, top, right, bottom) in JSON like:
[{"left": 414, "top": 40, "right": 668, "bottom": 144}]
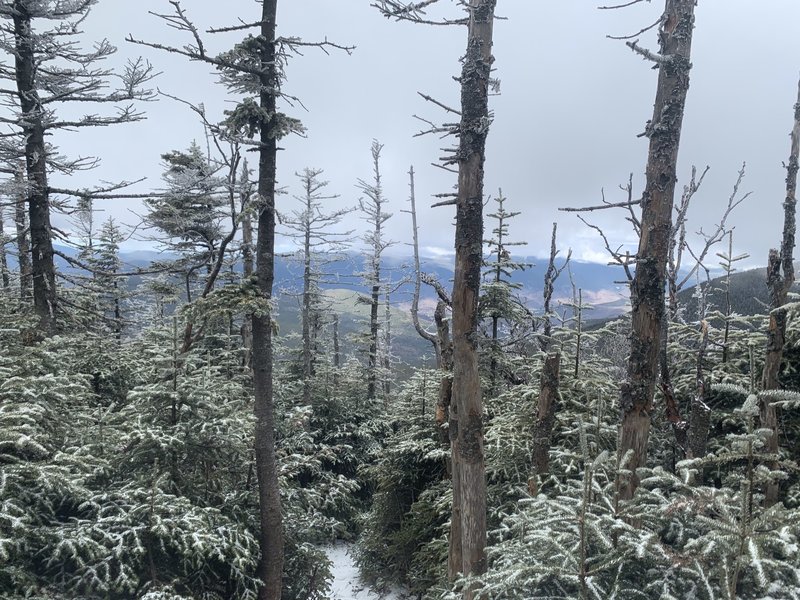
[{"left": 45, "top": 0, "right": 800, "bottom": 271}]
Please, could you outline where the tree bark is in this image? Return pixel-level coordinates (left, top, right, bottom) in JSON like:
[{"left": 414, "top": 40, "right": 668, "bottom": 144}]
[
  {"left": 382, "top": 288, "right": 392, "bottom": 403},
  {"left": 760, "top": 76, "right": 800, "bottom": 506},
  {"left": 530, "top": 352, "right": 561, "bottom": 495},
  {"left": 251, "top": 1, "right": 283, "bottom": 597},
  {"left": 14, "top": 175, "right": 31, "bottom": 299},
  {"left": 0, "top": 207, "right": 9, "bottom": 290},
  {"left": 13, "top": 3, "right": 57, "bottom": 331},
  {"left": 408, "top": 165, "right": 442, "bottom": 365},
  {"left": 450, "top": 0, "right": 495, "bottom": 590},
  {"left": 617, "top": 0, "right": 696, "bottom": 501},
  {"left": 368, "top": 280, "right": 380, "bottom": 401},
  {"left": 541, "top": 223, "right": 558, "bottom": 351},
  {"left": 435, "top": 301, "right": 454, "bottom": 447},
  {"left": 362, "top": 142, "right": 386, "bottom": 402},
  {"left": 574, "top": 288, "right": 582, "bottom": 378},
  {"left": 332, "top": 313, "right": 340, "bottom": 371},
  {"left": 302, "top": 181, "right": 314, "bottom": 407}
]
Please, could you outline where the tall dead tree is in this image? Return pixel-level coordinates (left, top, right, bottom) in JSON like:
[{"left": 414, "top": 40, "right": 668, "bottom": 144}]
[
  {"left": 661, "top": 165, "right": 747, "bottom": 459},
  {"left": 530, "top": 351, "right": 561, "bottom": 494},
  {"left": 616, "top": 0, "right": 697, "bottom": 501},
  {"left": 565, "top": 164, "right": 745, "bottom": 463},
  {"left": 0, "top": 206, "right": 9, "bottom": 290},
  {"left": 282, "top": 168, "right": 351, "bottom": 406},
  {"left": 405, "top": 166, "right": 455, "bottom": 476},
  {"left": 358, "top": 141, "right": 393, "bottom": 402},
  {"left": 12, "top": 169, "right": 31, "bottom": 299},
  {"left": 760, "top": 76, "right": 800, "bottom": 506},
  {"left": 406, "top": 165, "right": 442, "bottom": 365},
  {"left": 383, "top": 287, "right": 393, "bottom": 402},
  {"left": 541, "top": 222, "right": 570, "bottom": 352},
  {"left": 451, "top": 0, "right": 496, "bottom": 586},
  {"left": 374, "top": 1, "right": 497, "bottom": 591}
]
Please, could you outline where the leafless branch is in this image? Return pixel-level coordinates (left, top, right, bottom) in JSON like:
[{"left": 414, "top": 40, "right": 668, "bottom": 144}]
[
  {"left": 607, "top": 16, "right": 662, "bottom": 41},
  {"left": 598, "top": 0, "right": 651, "bottom": 9},
  {"left": 626, "top": 38, "right": 670, "bottom": 64},
  {"left": 418, "top": 91, "right": 461, "bottom": 116},
  {"left": 577, "top": 215, "right": 635, "bottom": 282}
]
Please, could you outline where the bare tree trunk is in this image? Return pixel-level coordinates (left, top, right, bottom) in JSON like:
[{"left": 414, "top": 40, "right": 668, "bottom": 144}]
[
  {"left": 444, "top": 300, "right": 459, "bottom": 581},
  {"left": 382, "top": 288, "right": 392, "bottom": 404},
  {"left": 332, "top": 313, "right": 340, "bottom": 372},
  {"left": 408, "top": 165, "right": 442, "bottom": 365},
  {"left": 530, "top": 352, "right": 561, "bottom": 495},
  {"left": 617, "top": 0, "right": 696, "bottom": 501},
  {"left": 13, "top": 4, "right": 57, "bottom": 331},
  {"left": 660, "top": 314, "right": 687, "bottom": 462},
  {"left": 722, "top": 231, "right": 733, "bottom": 363},
  {"left": 448, "top": 388, "right": 462, "bottom": 582},
  {"left": 302, "top": 188, "right": 313, "bottom": 407},
  {"left": 451, "top": 0, "right": 495, "bottom": 589},
  {"left": 14, "top": 179, "right": 31, "bottom": 299},
  {"left": 251, "top": 1, "right": 283, "bottom": 597},
  {"left": 541, "top": 224, "right": 557, "bottom": 351},
  {"left": 361, "top": 142, "right": 387, "bottom": 403},
  {"left": 368, "top": 277, "right": 380, "bottom": 401},
  {"left": 0, "top": 208, "right": 9, "bottom": 290},
  {"left": 574, "top": 288, "right": 582, "bottom": 378},
  {"left": 759, "top": 77, "right": 799, "bottom": 507},
  {"left": 435, "top": 301, "right": 453, "bottom": 448}
]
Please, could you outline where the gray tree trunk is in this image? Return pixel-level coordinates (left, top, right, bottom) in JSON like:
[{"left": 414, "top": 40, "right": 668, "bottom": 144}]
[
  {"left": 450, "top": 0, "right": 496, "bottom": 591},
  {"left": 0, "top": 207, "right": 9, "bottom": 290},
  {"left": 251, "top": 1, "right": 284, "bottom": 597},
  {"left": 382, "top": 288, "right": 392, "bottom": 403},
  {"left": 13, "top": 2, "right": 57, "bottom": 331},
  {"left": 617, "top": 0, "right": 696, "bottom": 501},
  {"left": 302, "top": 186, "right": 314, "bottom": 406},
  {"left": 530, "top": 352, "right": 561, "bottom": 495},
  {"left": 760, "top": 76, "right": 800, "bottom": 506},
  {"left": 408, "top": 165, "right": 442, "bottom": 364},
  {"left": 14, "top": 179, "right": 31, "bottom": 299},
  {"left": 361, "top": 142, "right": 387, "bottom": 403}
]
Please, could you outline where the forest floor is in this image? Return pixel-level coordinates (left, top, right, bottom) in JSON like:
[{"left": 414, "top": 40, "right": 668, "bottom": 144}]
[{"left": 325, "top": 542, "right": 410, "bottom": 600}]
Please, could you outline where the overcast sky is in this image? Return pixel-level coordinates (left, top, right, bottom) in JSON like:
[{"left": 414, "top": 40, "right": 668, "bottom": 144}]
[{"left": 43, "top": 0, "right": 800, "bottom": 268}]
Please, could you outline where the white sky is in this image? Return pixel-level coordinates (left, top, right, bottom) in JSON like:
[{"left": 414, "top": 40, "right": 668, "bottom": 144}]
[{"left": 41, "top": 0, "right": 800, "bottom": 268}]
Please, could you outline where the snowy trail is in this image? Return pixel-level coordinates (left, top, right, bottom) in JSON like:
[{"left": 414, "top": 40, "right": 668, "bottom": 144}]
[{"left": 325, "top": 542, "right": 409, "bottom": 600}]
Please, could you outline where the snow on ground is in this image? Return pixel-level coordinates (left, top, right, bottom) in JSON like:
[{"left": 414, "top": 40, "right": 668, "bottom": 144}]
[{"left": 325, "top": 542, "right": 410, "bottom": 600}]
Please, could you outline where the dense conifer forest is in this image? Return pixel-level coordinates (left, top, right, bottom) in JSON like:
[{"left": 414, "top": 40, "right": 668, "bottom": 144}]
[{"left": 2, "top": 1, "right": 800, "bottom": 599}]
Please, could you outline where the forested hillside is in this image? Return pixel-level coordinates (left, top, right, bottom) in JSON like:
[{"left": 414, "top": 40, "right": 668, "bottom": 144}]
[{"left": 3, "top": 1, "right": 800, "bottom": 600}]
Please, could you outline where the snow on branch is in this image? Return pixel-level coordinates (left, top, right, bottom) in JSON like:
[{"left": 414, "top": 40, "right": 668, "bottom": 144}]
[{"left": 626, "top": 39, "right": 671, "bottom": 64}]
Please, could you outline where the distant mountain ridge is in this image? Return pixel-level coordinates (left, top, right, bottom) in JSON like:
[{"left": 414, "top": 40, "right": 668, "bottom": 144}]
[
  {"left": 54, "top": 244, "right": 775, "bottom": 320},
  {"left": 39, "top": 244, "right": 778, "bottom": 365}
]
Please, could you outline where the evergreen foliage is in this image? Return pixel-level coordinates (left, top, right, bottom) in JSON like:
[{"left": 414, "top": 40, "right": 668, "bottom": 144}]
[{"left": 1, "top": 5, "right": 798, "bottom": 600}]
